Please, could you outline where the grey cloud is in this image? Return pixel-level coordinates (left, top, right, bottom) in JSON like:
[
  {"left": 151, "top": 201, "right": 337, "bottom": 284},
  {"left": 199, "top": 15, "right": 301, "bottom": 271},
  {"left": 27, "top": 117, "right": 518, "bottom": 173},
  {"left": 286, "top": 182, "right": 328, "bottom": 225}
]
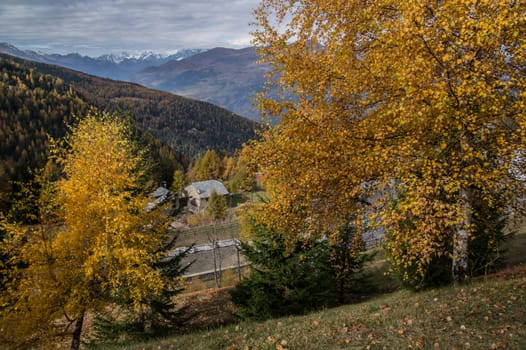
[{"left": 0, "top": 0, "right": 259, "bottom": 55}]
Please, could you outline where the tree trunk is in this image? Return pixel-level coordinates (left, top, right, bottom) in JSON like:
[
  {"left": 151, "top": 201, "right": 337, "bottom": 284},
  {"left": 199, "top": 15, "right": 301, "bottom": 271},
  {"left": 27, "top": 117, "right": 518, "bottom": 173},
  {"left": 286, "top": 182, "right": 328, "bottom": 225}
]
[
  {"left": 217, "top": 239, "right": 222, "bottom": 288},
  {"left": 452, "top": 188, "right": 471, "bottom": 284},
  {"left": 210, "top": 224, "right": 221, "bottom": 288},
  {"left": 70, "top": 311, "right": 85, "bottom": 350},
  {"left": 212, "top": 242, "right": 220, "bottom": 287}
]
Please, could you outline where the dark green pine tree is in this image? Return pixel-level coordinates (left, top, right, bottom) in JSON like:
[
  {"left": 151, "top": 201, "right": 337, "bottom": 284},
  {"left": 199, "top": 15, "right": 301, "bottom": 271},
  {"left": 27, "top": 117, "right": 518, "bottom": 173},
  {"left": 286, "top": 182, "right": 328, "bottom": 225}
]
[
  {"left": 230, "top": 220, "right": 338, "bottom": 320},
  {"left": 468, "top": 190, "right": 510, "bottom": 277}
]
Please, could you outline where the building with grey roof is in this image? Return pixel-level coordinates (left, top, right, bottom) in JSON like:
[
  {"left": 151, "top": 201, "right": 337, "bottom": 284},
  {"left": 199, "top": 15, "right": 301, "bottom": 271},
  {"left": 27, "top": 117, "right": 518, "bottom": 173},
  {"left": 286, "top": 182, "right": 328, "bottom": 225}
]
[{"left": 183, "top": 180, "right": 229, "bottom": 213}]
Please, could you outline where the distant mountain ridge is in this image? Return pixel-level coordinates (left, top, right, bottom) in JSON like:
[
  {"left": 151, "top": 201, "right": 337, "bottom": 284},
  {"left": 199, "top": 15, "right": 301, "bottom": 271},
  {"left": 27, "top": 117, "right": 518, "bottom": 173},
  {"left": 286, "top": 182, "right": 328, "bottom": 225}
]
[
  {"left": 0, "top": 43, "right": 205, "bottom": 81},
  {"left": 134, "top": 47, "right": 270, "bottom": 120},
  {"left": 0, "top": 43, "right": 270, "bottom": 120}
]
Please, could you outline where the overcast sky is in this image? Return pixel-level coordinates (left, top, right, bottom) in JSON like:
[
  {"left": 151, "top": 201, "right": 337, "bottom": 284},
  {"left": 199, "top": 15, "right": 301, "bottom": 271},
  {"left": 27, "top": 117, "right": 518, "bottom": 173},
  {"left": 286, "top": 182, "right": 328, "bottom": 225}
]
[{"left": 0, "top": 0, "right": 260, "bottom": 56}]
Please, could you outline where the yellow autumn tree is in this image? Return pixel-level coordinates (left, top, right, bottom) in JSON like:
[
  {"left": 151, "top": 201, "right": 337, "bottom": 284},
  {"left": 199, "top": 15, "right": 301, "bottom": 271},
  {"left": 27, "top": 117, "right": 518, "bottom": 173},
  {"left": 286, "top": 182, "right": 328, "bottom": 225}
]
[
  {"left": 249, "top": 0, "right": 525, "bottom": 283},
  {"left": 0, "top": 113, "right": 168, "bottom": 350},
  {"left": 247, "top": 0, "right": 397, "bottom": 248},
  {"left": 367, "top": 0, "right": 525, "bottom": 285},
  {"left": 188, "top": 149, "right": 224, "bottom": 182}
]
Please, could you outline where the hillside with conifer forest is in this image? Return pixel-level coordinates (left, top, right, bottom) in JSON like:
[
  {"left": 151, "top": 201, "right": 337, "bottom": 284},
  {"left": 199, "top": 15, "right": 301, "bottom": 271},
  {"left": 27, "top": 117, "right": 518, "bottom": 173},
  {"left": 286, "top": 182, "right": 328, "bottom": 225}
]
[{"left": 0, "top": 53, "right": 258, "bottom": 213}]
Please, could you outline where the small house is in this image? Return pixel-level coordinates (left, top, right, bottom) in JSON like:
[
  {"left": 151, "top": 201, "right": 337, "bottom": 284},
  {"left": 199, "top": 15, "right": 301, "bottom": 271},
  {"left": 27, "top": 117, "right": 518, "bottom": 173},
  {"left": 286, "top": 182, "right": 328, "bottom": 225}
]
[{"left": 183, "top": 180, "right": 229, "bottom": 213}]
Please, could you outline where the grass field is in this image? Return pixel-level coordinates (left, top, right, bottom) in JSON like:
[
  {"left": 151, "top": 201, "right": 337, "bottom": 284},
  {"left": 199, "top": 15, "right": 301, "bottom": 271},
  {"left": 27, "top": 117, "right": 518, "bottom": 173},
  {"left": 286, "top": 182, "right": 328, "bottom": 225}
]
[{"left": 92, "top": 229, "right": 526, "bottom": 350}]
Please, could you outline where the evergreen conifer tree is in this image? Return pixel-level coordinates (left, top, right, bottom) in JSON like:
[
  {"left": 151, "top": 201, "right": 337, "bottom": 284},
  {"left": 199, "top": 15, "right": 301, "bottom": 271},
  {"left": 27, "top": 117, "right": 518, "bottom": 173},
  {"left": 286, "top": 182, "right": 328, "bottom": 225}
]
[{"left": 230, "top": 220, "right": 339, "bottom": 320}]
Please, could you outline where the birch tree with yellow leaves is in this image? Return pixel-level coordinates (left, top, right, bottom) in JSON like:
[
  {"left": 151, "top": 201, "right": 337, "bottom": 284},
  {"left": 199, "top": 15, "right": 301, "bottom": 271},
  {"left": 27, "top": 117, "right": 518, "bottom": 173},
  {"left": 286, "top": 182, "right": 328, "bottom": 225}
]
[
  {"left": 249, "top": 0, "right": 525, "bottom": 284},
  {"left": 0, "top": 114, "right": 169, "bottom": 350}
]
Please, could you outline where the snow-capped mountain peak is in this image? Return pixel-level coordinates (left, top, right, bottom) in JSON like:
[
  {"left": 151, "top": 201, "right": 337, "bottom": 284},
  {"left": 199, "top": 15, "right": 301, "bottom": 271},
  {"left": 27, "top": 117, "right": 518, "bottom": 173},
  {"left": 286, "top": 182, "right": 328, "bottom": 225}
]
[
  {"left": 96, "top": 49, "right": 205, "bottom": 64},
  {"left": 98, "top": 51, "right": 164, "bottom": 63},
  {"left": 0, "top": 43, "right": 209, "bottom": 83}
]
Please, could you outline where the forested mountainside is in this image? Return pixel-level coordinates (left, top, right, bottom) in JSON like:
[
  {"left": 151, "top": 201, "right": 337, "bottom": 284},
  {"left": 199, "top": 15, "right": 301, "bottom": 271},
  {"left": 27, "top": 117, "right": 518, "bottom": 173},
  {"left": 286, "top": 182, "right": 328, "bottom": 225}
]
[
  {"left": 2, "top": 54, "right": 258, "bottom": 155},
  {"left": 0, "top": 53, "right": 258, "bottom": 213},
  {"left": 0, "top": 56, "right": 181, "bottom": 213},
  {"left": 0, "top": 57, "right": 88, "bottom": 177}
]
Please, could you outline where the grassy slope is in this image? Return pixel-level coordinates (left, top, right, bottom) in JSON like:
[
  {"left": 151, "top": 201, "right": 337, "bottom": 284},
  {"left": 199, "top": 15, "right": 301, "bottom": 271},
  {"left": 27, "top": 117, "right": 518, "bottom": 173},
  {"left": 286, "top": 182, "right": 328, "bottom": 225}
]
[
  {"left": 93, "top": 226, "right": 526, "bottom": 350},
  {"left": 100, "top": 266, "right": 526, "bottom": 350}
]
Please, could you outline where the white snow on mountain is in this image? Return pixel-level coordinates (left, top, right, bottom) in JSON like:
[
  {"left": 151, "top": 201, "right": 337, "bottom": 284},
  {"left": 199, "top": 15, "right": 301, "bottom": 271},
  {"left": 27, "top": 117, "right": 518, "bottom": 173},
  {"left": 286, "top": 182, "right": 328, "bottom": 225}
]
[
  {"left": 97, "top": 49, "right": 205, "bottom": 63},
  {"left": 98, "top": 51, "right": 164, "bottom": 63},
  {"left": 1, "top": 43, "right": 206, "bottom": 66}
]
